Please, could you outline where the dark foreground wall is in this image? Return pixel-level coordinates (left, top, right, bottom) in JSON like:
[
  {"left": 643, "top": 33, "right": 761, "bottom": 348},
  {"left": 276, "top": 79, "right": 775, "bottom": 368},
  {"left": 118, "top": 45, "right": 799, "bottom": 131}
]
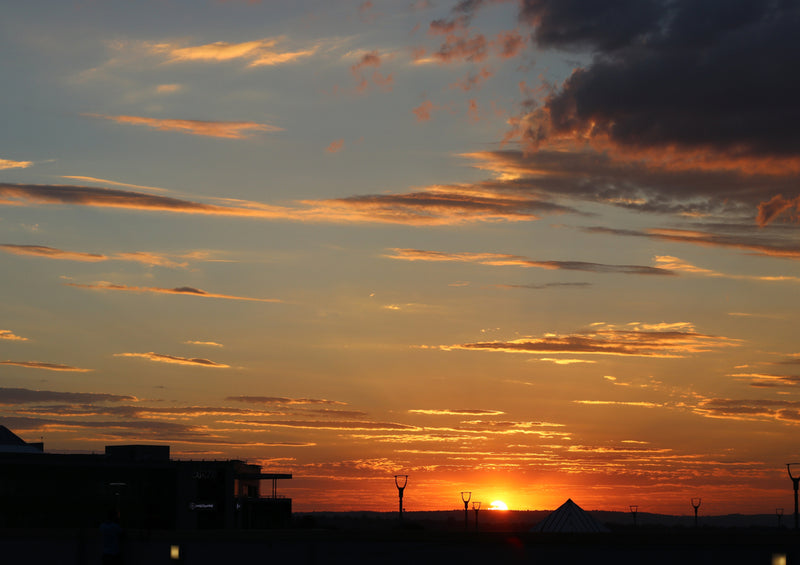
[{"left": 2, "top": 529, "right": 800, "bottom": 565}]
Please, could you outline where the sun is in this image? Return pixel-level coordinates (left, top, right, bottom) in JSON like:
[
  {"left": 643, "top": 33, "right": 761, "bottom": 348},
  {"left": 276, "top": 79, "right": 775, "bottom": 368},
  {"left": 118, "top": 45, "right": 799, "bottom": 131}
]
[{"left": 488, "top": 500, "right": 508, "bottom": 511}]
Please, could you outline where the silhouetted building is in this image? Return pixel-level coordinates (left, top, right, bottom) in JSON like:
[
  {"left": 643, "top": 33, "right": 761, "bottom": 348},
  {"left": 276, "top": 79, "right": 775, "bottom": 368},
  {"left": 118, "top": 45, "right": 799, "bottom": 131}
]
[
  {"left": 532, "top": 498, "right": 609, "bottom": 533},
  {"left": 0, "top": 426, "right": 291, "bottom": 529}
]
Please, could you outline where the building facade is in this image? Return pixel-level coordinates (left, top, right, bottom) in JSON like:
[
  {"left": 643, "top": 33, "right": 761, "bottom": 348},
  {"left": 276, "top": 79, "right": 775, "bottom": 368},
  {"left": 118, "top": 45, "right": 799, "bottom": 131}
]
[{"left": 0, "top": 426, "right": 291, "bottom": 529}]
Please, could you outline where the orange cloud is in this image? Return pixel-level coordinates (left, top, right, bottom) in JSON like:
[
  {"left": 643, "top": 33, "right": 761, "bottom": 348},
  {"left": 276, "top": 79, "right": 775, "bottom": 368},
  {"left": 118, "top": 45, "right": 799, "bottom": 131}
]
[
  {"left": 185, "top": 340, "right": 224, "bottom": 347},
  {"left": 654, "top": 255, "right": 800, "bottom": 283},
  {"left": 0, "top": 387, "right": 136, "bottom": 404},
  {"left": 0, "top": 361, "right": 92, "bottom": 372},
  {"left": 493, "top": 30, "right": 525, "bottom": 58},
  {"left": 0, "top": 244, "right": 210, "bottom": 269},
  {"left": 0, "top": 330, "right": 28, "bottom": 341},
  {"left": 0, "top": 244, "right": 106, "bottom": 262},
  {"left": 152, "top": 38, "right": 316, "bottom": 67},
  {"left": 326, "top": 139, "right": 345, "bottom": 153},
  {"left": 85, "top": 113, "right": 282, "bottom": 139},
  {"left": 408, "top": 409, "right": 505, "bottom": 416},
  {"left": 0, "top": 158, "right": 33, "bottom": 170},
  {"left": 757, "top": 194, "right": 800, "bottom": 226},
  {"left": 450, "top": 67, "right": 493, "bottom": 91},
  {"left": 66, "top": 281, "right": 281, "bottom": 303},
  {"left": 245, "top": 420, "right": 419, "bottom": 431},
  {"left": 443, "top": 322, "right": 740, "bottom": 358},
  {"left": 412, "top": 100, "right": 435, "bottom": 122},
  {"left": 573, "top": 400, "right": 662, "bottom": 408},
  {"left": 386, "top": 248, "right": 673, "bottom": 275},
  {"left": 114, "top": 352, "right": 230, "bottom": 368},
  {"left": 0, "top": 182, "right": 573, "bottom": 226},
  {"left": 588, "top": 227, "right": 800, "bottom": 261}
]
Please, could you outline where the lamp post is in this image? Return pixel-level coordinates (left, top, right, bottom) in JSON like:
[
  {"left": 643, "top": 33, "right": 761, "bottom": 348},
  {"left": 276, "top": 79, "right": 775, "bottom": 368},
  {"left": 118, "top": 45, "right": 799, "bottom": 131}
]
[
  {"left": 787, "top": 463, "right": 800, "bottom": 530},
  {"left": 629, "top": 505, "right": 638, "bottom": 528},
  {"left": 777, "top": 507, "right": 784, "bottom": 528},
  {"left": 472, "top": 501, "right": 481, "bottom": 531},
  {"left": 461, "top": 491, "right": 471, "bottom": 531},
  {"left": 691, "top": 498, "right": 701, "bottom": 528},
  {"left": 395, "top": 475, "right": 408, "bottom": 521}
]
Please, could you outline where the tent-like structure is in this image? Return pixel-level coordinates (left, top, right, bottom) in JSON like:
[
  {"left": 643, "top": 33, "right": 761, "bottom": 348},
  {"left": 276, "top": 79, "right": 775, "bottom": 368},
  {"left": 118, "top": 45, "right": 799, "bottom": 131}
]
[{"left": 532, "top": 498, "right": 609, "bottom": 533}]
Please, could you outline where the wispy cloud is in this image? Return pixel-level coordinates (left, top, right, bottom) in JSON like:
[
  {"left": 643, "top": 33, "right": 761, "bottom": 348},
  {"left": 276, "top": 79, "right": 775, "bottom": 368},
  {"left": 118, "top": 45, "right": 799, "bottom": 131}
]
[
  {"left": 151, "top": 37, "right": 316, "bottom": 67},
  {"left": 695, "top": 398, "right": 800, "bottom": 423},
  {"left": 326, "top": 139, "right": 345, "bottom": 153},
  {"left": 86, "top": 113, "right": 283, "bottom": 139},
  {"left": 184, "top": 340, "right": 224, "bottom": 348},
  {"left": 587, "top": 227, "right": 800, "bottom": 261},
  {"left": 0, "top": 387, "right": 136, "bottom": 404},
  {"left": 728, "top": 372, "right": 800, "bottom": 388},
  {"left": 0, "top": 244, "right": 106, "bottom": 262},
  {"left": 114, "top": 352, "right": 230, "bottom": 368},
  {"left": 61, "top": 176, "right": 169, "bottom": 193},
  {"left": 573, "top": 400, "right": 662, "bottom": 408},
  {"left": 386, "top": 248, "right": 673, "bottom": 275},
  {"left": 654, "top": 255, "right": 800, "bottom": 283},
  {"left": 491, "top": 282, "right": 592, "bottom": 290},
  {"left": 408, "top": 409, "right": 505, "bottom": 416},
  {"left": 242, "top": 420, "right": 419, "bottom": 431},
  {"left": 226, "top": 396, "right": 346, "bottom": 406},
  {"left": 66, "top": 281, "right": 281, "bottom": 303},
  {"left": 0, "top": 158, "right": 33, "bottom": 170},
  {"left": 0, "top": 244, "right": 219, "bottom": 269},
  {"left": 539, "top": 358, "right": 596, "bottom": 365},
  {"left": 441, "top": 322, "right": 740, "bottom": 358},
  {"left": 0, "top": 182, "right": 576, "bottom": 226},
  {"left": 0, "top": 361, "right": 92, "bottom": 372},
  {"left": 0, "top": 330, "right": 28, "bottom": 341}
]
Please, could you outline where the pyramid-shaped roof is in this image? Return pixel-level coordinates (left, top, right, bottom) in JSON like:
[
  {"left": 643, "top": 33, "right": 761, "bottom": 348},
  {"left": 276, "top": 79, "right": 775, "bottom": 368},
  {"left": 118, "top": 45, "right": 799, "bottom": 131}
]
[
  {"left": 0, "top": 425, "right": 43, "bottom": 453},
  {"left": 532, "top": 498, "right": 609, "bottom": 533},
  {"left": 0, "top": 425, "right": 29, "bottom": 446}
]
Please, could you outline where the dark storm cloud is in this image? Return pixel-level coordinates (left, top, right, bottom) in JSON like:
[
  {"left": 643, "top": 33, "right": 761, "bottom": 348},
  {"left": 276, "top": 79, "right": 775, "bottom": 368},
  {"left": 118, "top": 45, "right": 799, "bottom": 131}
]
[{"left": 518, "top": 0, "right": 800, "bottom": 160}]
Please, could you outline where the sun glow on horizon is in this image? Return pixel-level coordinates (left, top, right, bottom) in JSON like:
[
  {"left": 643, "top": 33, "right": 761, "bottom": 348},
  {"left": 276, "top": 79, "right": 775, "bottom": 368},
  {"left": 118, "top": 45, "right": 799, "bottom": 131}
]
[{"left": 488, "top": 500, "right": 508, "bottom": 511}]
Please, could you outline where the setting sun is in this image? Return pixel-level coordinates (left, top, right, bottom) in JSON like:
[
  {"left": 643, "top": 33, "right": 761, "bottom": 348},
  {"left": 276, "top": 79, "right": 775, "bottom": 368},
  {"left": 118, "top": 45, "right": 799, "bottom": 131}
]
[{"left": 488, "top": 500, "right": 508, "bottom": 511}]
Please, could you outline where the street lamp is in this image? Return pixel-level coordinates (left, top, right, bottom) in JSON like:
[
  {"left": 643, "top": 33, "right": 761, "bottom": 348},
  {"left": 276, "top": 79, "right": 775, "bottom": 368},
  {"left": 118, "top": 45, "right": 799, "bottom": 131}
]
[
  {"left": 472, "top": 501, "right": 481, "bottom": 531},
  {"left": 691, "top": 498, "right": 701, "bottom": 528},
  {"left": 629, "top": 505, "right": 638, "bottom": 528},
  {"left": 777, "top": 507, "right": 784, "bottom": 528},
  {"left": 395, "top": 475, "right": 408, "bottom": 521},
  {"left": 461, "top": 491, "right": 471, "bottom": 531},
  {"left": 787, "top": 463, "right": 800, "bottom": 529}
]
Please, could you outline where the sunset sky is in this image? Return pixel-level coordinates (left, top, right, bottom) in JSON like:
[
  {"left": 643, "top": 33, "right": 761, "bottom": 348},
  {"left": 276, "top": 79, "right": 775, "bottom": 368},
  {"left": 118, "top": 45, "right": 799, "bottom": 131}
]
[{"left": 2, "top": 0, "right": 800, "bottom": 515}]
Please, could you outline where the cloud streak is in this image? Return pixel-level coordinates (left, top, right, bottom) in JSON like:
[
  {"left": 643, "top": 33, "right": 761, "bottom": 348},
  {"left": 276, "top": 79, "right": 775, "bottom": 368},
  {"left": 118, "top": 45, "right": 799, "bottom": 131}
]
[
  {"left": 386, "top": 248, "right": 673, "bottom": 275},
  {"left": 86, "top": 114, "right": 283, "bottom": 139},
  {"left": 0, "top": 158, "right": 33, "bottom": 170},
  {"left": 226, "top": 396, "right": 346, "bottom": 406},
  {"left": 0, "top": 182, "right": 576, "bottom": 226},
  {"left": 0, "top": 330, "right": 28, "bottom": 341},
  {"left": 0, "top": 361, "right": 92, "bottom": 372},
  {"left": 151, "top": 38, "right": 317, "bottom": 67},
  {"left": 0, "top": 387, "right": 136, "bottom": 404},
  {"left": 442, "top": 322, "right": 740, "bottom": 358},
  {"left": 114, "top": 352, "right": 230, "bottom": 368},
  {"left": 66, "top": 282, "right": 281, "bottom": 303}
]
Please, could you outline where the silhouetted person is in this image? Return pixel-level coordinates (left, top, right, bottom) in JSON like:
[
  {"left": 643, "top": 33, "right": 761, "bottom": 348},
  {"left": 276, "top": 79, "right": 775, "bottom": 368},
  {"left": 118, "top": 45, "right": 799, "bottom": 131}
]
[{"left": 100, "top": 509, "right": 123, "bottom": 564}]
